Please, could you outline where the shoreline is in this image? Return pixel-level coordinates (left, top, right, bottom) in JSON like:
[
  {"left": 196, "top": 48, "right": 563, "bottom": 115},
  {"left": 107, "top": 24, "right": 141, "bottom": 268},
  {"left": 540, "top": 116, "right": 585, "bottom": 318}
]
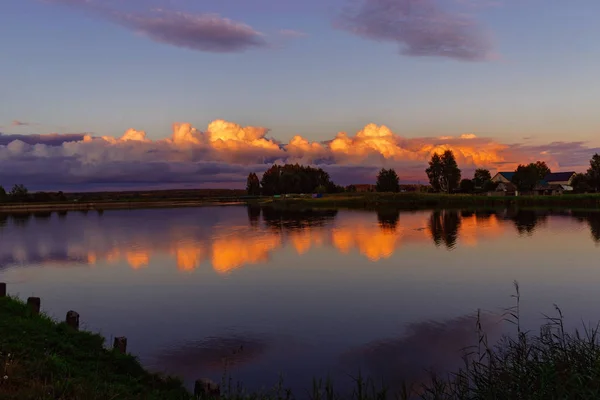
[
  {"left": 2, "top": 192, "right": 600, "bottom": 213},
  {"left": 0, "top": 199, "right": 251, "bottom": 213}
]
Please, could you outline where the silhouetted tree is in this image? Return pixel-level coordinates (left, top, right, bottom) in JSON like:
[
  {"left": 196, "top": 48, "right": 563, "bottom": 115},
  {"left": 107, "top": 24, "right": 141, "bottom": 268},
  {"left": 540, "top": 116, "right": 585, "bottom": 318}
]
[
  {"left": 259, "top": 164, "right": 336, "bottom": 195},
  {"left": 246, "top": 173, "right": 261, "bottom": 196},
  {"left": 483, "top": 180, "right": 499, "bottom": 192},
  {"left": 376, "top": 168, "right": 400, "bottom": 192},
  {"left": 459, "top": 179, "right": 475, "bottom": 193},
  {"left": 9, "top": 184, "right": 29, "bottom": 201},
  {"left": 571, "top": 173, "right": 592, "bottom": 193},
  {"left": 473, "top": 169, "right": 492, "bottom": 189},
  {"left": 0, "top": 186, "right": 6, "bottom": 202},
  {"left": 346, "top": 185, "right": 357, "bottom": 193},
  {"left": 587, "top": 153, "right": 600, "bottom": 192},
  {"left": 426, "top": 154, "right": 443, "bottom": 192},
  {"left": 533, "top": 161, "right": 551, "bottom": 180},
  {"left": 511, "top": 164, "right": 539, "bottom": 192},
  {"left": 426, "top": 151, "right": 461, "bottom": 193}
]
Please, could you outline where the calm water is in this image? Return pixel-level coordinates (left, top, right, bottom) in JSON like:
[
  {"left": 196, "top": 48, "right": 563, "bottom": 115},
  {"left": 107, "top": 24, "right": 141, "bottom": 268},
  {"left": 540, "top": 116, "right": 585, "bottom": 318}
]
[{"left": 1, "top": 207, "right": 600, "bottom": 393}]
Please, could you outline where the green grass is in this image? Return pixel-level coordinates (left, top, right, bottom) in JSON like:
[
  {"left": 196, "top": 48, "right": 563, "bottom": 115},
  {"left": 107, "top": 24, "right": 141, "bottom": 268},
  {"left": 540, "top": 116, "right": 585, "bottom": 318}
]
[
  {"left": 0, "top": 296, "right": 192, "bottom": 400},
  {"left": 5, "top": 285, "right": 600, "bottom": 399}
]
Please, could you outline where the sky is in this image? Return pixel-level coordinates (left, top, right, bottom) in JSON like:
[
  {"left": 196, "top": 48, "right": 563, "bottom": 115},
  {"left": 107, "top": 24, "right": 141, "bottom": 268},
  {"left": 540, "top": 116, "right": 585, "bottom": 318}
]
[{"left": 1, "top": 0, "right": 600, "bottom": 190}]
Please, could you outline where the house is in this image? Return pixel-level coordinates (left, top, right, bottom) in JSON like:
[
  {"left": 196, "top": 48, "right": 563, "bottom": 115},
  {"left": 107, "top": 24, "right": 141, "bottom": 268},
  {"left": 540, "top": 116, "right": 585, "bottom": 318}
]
[
  {"left": 491, "top": 172, "right": 515, "bottom": 184},
  {"left": 352, "top": 184, "right": 376, "bottom": 192},
  {"left": 489, "top": 181, "right": 517, "bottom": 196},
  {"left": 543, "top": 172, "right": 576, "bottom": 186},
  {"left": 533, "top": 183, "right": 573, "bottom": 196}
]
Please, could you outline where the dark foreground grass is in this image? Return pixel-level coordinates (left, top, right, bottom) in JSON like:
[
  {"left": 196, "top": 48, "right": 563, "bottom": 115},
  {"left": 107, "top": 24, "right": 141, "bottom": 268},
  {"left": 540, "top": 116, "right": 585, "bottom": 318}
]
[
  {"left": 4, "top": 284, "right": 600, "bottom": 400},
  {"left": 0, "top": 296, "right": 191, "bottom": 400}
]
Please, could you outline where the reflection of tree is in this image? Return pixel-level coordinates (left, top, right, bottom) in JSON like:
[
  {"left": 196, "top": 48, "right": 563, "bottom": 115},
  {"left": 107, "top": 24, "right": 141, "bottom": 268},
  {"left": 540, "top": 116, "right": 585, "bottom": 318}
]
[
  {"left": 33, "top": 212, "right": 52, "bottom": 221},
  {"left": 475, "top": 210, "right": 496, "bottom": 221},
  {"left": 572, "top": 211, "right": 600, "bottom": 243},
  {"left": 57, "top": 210, "right": 68, "bottom": 219},
  {"left": 246, "top": 205, "right": 261, "bottom": 227},
  {"left": 428, "top": 211, "right": 461, "bottom": 249},
  {"left": 0, "top": 214, "right": 7, "bottom": 227},
  {"left": 377, "top": 209, "right": 400, "bottom": 232},
  {"left": 261, "top": 207, "right": 337, "bottom": 231},
  {"left": 11, "top": 213, "right": 32, "bottom": 227},
  {"left": 510, "top": 210, "right": 548, "bottom": 236}
]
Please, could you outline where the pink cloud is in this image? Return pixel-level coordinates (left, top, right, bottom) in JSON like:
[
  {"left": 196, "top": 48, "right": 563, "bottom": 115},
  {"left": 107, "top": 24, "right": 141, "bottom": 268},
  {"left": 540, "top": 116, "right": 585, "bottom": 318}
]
[
  {"left": 46, "top": 0, "right": 268, "bottom": 53},
  {"left": 335, "top": 0, "right": 495, "bottom": 61}
]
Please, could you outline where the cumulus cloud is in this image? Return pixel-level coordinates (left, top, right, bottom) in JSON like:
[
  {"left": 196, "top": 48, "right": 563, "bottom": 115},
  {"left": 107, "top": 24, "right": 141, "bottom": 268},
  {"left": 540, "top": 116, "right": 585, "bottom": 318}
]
[
  {"left": 47, "top": 0, "right": 268, "bottom": 53},
  {"left": 0, "top": 119, "right": 598, "bottom": 190},
  {"left": 335, "top": 0, "right": 495, "bottom": 61}
]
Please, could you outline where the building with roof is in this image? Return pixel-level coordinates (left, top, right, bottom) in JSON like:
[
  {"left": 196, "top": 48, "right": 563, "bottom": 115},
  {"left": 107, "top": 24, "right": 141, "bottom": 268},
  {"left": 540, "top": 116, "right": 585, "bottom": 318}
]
[
  {"left": 543, "top": 172, "right": 576, "bottom": 186},
  {"left": 491, "top": 172, "right": 515, "bottom": 184}
]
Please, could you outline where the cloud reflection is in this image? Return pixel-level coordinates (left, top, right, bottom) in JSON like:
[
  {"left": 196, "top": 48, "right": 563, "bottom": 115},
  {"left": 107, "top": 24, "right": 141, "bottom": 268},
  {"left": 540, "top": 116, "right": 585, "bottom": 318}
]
[
  {"left": 1, "top": 208, "right": 598, "bottom": 273},
  {"left": 341, "top": 313, "right": 503, "bottom": 391}
]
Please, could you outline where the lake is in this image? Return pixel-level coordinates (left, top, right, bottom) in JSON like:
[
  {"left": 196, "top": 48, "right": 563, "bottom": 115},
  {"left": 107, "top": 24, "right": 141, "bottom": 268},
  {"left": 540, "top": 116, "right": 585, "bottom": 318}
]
[{"left": 1, "top": 207, "right": 599, "bottom": 395}]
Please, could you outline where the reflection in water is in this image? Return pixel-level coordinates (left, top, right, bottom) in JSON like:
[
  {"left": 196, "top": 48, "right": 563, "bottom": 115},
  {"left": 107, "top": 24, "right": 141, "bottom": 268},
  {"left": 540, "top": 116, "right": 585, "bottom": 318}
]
[
  {"left": 377, "top": 209, "right": 401, "bottom": 232},
  {"left": 154, "top": 335, "right": 269, "bottom": 374},
  {"left": 510, "top": 210, "right": 548, "bottom": 236},
  {"left": 2, "top": 208, "right": 600, "bottom": 273},
  {"left": 247, "top": 205, "right": 261, "bottom": 227},
  {"left": 428, "top": 211, "right": 462, "bottom": 249},
  {"left": 341, "top": 313, "right": 503, "bottom": 391},
  {"left": 572, "top": 211, "right": 600, "bottom": 243}
]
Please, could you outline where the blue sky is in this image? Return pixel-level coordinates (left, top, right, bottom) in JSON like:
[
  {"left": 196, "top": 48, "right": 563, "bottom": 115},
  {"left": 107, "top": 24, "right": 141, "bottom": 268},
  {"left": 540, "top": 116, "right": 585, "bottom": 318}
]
[
  {"left": 2, "top": 0, "right": 599, "bottom": 144},
  {"left": 1, "top": 0, "right": 600, "bottom": 190}
]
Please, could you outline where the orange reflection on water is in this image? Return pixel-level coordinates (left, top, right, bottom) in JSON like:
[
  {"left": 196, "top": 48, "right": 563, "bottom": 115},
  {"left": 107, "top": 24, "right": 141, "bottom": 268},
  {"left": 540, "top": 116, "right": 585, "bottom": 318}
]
[
  {"left": 459, "top": 214, "right": 502, "bottom": 247},
  {"left": 126, "top": 251, "right": 150, "bottom": 269},
  {"left": 171, "top": 243, "right": 207, "bottom": 272},
  {"left": 289, "top": 228, "right": 327, "bottom": 255},
  {"left": 331, "top": 227, "right": 399, "bottom": 261},
  {"left": 211, "top": 233, "right": 282, "bottom": 274}
]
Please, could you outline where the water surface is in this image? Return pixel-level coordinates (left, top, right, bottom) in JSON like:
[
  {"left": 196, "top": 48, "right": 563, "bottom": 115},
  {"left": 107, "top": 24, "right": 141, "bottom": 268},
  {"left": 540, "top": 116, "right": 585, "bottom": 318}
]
[{"left": 1, "top": 207, "right": 599, "bottom": 394}]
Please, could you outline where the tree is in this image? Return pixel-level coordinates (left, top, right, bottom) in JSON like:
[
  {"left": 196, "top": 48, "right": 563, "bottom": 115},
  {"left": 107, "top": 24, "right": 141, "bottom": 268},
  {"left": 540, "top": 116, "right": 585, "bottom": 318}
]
[
  {"left": 9, "top": 184, "right": 28, "bottom": 201},
  {"left": 571, "top": 173, "right": 591, "bottom": 193},
  {"left": 346, "top": 185, "right": 357, "bottom": 193},
  {"left": 376, "top": 168, "right": 400, "bottom": 192},
  {"left": 246, "top": 173, "right": 260, "bottom": 196},
  {"left": 0, "top": 186, "right": 6, "bottom": 202},
  {"left": 473, "top": 169, "right": 492, "bottom": 188},
  {"left": 587, "top": 153, "right": 600, "bottom": 192},
  {"left": 426, "top": 154, "right": 443, "bottom": 192},
  {"left": 533, "top": 161, "right": 551, "bottom": 180},
  {"left": 459, "top": 179, "right": 475, "bottom": 193},
  {"left": 511, "top": 164, "right": 539, "bottom": 192},
  {"left": 426, "top": 151, "right": 461, "bottom": 193}
]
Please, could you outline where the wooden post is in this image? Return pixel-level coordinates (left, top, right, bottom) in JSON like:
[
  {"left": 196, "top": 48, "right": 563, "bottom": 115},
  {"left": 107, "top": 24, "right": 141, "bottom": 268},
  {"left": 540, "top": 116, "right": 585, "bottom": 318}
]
[
  {"left": 65, "top": 310, "right": 80, "bottom": 330},
  {"left": 0, "top": 282, "right": 6, "bottom": 297},
  {"left": 27, "top": 297, "right": 40, "bottom": 315},
  {"left": 194, "top": 378, "right": 220, "bottom": 399},
  {"left": 113, "top": 337, "right": 127, "bottom": 353}
]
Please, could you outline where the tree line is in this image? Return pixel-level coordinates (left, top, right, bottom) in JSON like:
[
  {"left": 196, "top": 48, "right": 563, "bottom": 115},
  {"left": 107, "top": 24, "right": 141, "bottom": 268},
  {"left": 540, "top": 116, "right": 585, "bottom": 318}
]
[
  {"left": 246, "top": 164, "right": 345, "bottom": 196},
  {"left": 248, "top": 152, "right": 600, "bottom": 196},
  {"left": 0, "top": 184, "right": 68, "bottom": 203}
]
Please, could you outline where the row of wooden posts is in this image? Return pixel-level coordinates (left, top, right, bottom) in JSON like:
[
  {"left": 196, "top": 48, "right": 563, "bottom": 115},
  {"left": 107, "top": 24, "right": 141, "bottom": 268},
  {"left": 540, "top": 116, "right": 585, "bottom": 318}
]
[
  {"left": 0, "top": 282, "right": 219, "bottom": 398},
  {"left": 0, "top": 282, "right": 128, "bottom": 353}
]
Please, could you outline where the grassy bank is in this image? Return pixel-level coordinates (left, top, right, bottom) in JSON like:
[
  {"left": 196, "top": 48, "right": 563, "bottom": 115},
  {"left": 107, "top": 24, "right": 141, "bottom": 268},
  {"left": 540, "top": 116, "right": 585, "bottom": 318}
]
[
  {"left": 266, "top": 192, "right": 600, "bottom": 210},
  {"left": 4, "top": 289, "right": 600, "bottom": 399},
  {"left": 0, "top": 296, "right": 191, "bottom": 400}
]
